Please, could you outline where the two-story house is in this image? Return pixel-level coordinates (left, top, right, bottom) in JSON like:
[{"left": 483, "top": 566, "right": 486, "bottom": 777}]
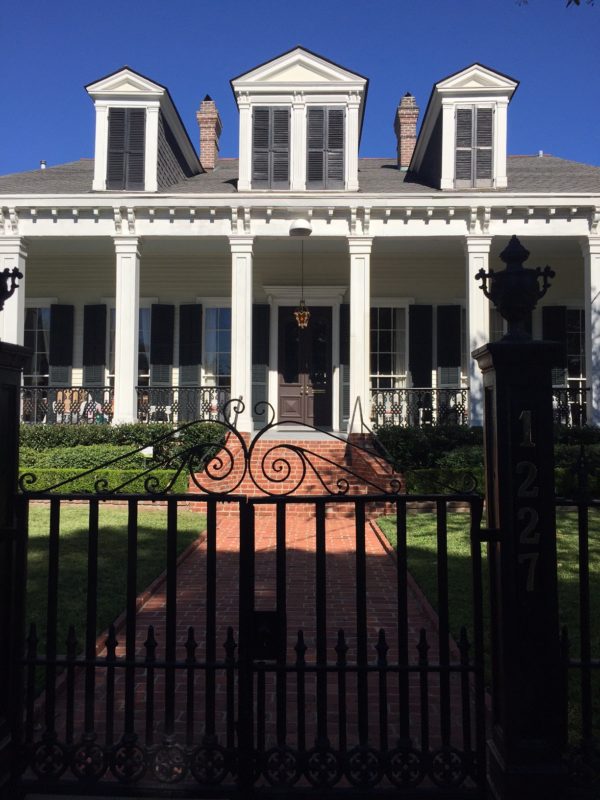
[{"left": 1, "top": 46, "right": 599, "bottom": 433}]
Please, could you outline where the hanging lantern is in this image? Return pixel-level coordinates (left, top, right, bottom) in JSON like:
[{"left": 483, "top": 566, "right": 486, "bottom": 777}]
[
  {"left": 293, "top": 237, "right": 310, "bottom": 329},
  {"left": 294, "top": 301, "right": 311, "bottom": 329}
]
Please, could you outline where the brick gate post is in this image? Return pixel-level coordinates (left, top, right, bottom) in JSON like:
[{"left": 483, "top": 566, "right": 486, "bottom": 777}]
[
  {"left": 473, "top": 236, "right": 568, "bottom": 799},
  {"left": 0, "top": 341, "right": 28, "bottom": 795}
]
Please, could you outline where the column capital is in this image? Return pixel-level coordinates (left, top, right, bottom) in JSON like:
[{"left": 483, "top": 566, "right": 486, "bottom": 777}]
[
  {"left": 464, "top": 235, "right": 492, "bottom": 256},
  {"left": 347, "top": 236, "right": 373, "bottom": 256},
  {"left": 113, "top": 236, "right": 141, "bottom": 257},
  {"left": 580, "top": 235, "right": 600, "bottom": 257},
  {"left": 0, "top": 237, "right": 27, "bottom": 258},
  {"left": 229, "top": 236, "right": 254, "bottom": 255}
]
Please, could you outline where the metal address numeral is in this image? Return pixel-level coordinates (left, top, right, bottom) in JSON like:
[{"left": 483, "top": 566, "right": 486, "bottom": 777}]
[
  {"left": 519, "top": 410, "right": 535, "bottom": 448},
  {"left": 518, "top": 552, "right": 539, "bottom": 592},
  {"left": 516, "top": 462, "right": 539, "bottom": 498},
  {"left": 518, "top": 507, "right": 540, "bottom": 545}
]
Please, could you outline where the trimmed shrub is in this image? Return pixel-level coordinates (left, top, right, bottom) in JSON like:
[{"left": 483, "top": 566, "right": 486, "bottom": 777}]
[
  {"left": 436, "top": 445, "right": 484, "bottom": 470},
  {"left": 19, "top": 444, "right": 150, "bottom": 470},
  {"left": 404, "top": 467, "right": 485, "bottom": 495},
  {"left": 377, "top": 425, "right": 483, "bottom": 470},
  {"left": 18, "top": 467, "right": 188, "bottom": 495}
]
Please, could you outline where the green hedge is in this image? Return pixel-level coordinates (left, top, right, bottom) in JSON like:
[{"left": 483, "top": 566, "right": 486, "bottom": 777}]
[
  {"left": 377, "top": 425, "right": 483, "bottom": 470},
  {"left": 18, "top": 467, "right": 189, "bottom": 495},
  {"left": 20, "top": 444, "right": 150, "bottom": 470},
  {"left": 404, "top": 467, "right": 485, "bottom": 494}
]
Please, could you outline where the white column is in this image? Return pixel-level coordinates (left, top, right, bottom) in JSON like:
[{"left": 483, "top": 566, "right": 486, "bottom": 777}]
[
  {"left": 291, "top": 96, "right": 306, "bottom": 190},
  {"left": 346, "top": 98, "right": 360, "bottom": 192},
  {"left": 237, "top": 100, "right": 252, "bottom": 192},
  {"left": 582, "top": 236, "right": 600, "bottom": 426},
  {"left": 113, "top": 237, "right": 140, "bottom": 424},
  {"left": 230, "top": 236, "right": 254, "bottom": 432},
  {"left": 0, "top": 238, "right": 27, "bottom": 345},
  {"left": 92, "top": 104, "right": 109, "bottom": 191},
  {"left": 440, "top": 101, "right": 456, "bottom": 190},
  {"left": 348, "top": 236, "right": 372, "bottom": 432},
  {"left": 465, "top": 236, "right": 492, "bottom": 426},
  {"left": 144, "top": 104, "right": 160, "bottom": 192}
]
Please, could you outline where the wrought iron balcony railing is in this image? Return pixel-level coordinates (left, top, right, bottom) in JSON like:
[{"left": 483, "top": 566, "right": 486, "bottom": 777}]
[
  {"left": 136, "top": 386, "right": 230, "bottom": 423},
  {"left": 370, "top": 387, "right": 470, "bottom": 428},
  {"left": 20, "top": 386, "right": 114, "bottom": 424},
  {"left": 552, "top": 385, "right": 589, "bottom": 428}
]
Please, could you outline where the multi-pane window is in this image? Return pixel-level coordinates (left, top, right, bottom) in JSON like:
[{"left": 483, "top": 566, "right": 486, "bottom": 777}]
[
  {"left": 204, "top": 307, "right": 231, "bottom": 389},
  {"left": 370, "top": 307, "right": 407, "bottom": 390},
  {"left": 24, "top": 307, "right": 50, "bottom": 386},
  {"left": 108, "top": 307, "right": 151, "bottom": 386},
  {"left": 566, "top": 309, "right": 585, "bottom": 382}
]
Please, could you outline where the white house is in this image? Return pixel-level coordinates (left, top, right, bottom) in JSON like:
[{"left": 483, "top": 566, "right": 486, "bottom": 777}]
[{"left": 0, "top": 46, "right": 599, "bottom": 433}]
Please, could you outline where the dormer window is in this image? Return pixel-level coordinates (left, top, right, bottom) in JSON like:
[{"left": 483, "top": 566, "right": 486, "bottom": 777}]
[
  {"left": 307, "top": 108, "right": 345, "bottom": 189},
  {"left": 455, "top": 107, "right": 493, "bottom": 188},
  {"left": 107, "top": 108, "right": 146, "bottom": 190},
  {"left": 251, "top": 107, "right": 290, "bottom": 188}
]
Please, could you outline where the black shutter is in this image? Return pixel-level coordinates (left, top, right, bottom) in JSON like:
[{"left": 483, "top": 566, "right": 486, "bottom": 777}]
[
  {"left": 49, "top": 305, "right": 74, "bottom": 367},
  {"left": 542, "top": 306, "right": 568, "bottom": 367},
  {"left": 437, "top": 306, "right": 461, "bottom": 368},
  {"left": 340, "top": 303, "right": 350, "bottom": 365},
  {"left": 126, "top": 109, "right": 146, "bottom": 190},
  {"left": 455, "top": 108, "right": 473, "bottom": 183},
  {"left": 252, "top": 108, "right": 270, "bottom": 186},
  {"left": 271, "top": 109, "right": 290, "bottom": 188},
  {"left": 252, "top": 304, "right": 270, "bottom": 365},
  {"left": 475, "top": 108, "right": 493, "bottom": 182},
  {"left": 150, "top": 304, "right": 175, "bottom": 365},
  {"left": 107, "top": 108, "right": 126, "bottom": 189},
  {"left": 409, "top": 305, "right": 433, "bottom": 388},
  {"left": 83, "top": 304, "right": 107, "bottom": 366},
  {"left": 326, "top": 108, "right": 345, "bottom": 188},
  {"left": 307, "top": 108, "right": 325, "bottom": 187},
  {"left": 179, "top": 304, "right": 203, "bottom": 366}
]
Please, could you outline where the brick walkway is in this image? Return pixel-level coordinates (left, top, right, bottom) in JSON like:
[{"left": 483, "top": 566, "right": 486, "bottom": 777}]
[{"left": 50, "top": 508, "right": 475, "bottom": 758}]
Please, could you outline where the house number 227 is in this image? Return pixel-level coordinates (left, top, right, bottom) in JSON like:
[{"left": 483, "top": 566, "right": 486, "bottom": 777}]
[{"left": 516, "top": 410, "right": 540, "bottom": 592}]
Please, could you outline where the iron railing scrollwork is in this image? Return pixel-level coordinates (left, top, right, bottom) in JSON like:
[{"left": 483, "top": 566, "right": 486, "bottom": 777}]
[
  {"left": 370, "top": 387, "right": 470, "bottom": 428},
  {"left": 552, "top": 385, "right": 589, "bottom": 428},
  {"left": 20, "top": 386, "right": 114, "bottom": 424},
  {"left": 136, "top": 385, "right": 230, "bottom": 424}
]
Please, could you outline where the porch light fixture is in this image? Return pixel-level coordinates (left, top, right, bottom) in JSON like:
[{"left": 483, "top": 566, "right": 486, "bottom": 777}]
[
  {"left": 0, "top": 267, "right": 23, "bottom": 338},
  {"left": 289, "top": 219, "right": 312, "bottom": 329}
]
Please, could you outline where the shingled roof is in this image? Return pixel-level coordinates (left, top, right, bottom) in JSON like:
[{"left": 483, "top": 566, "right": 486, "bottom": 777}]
[{"left": 0, "top": 155, "right": 599, "bottom": 195}]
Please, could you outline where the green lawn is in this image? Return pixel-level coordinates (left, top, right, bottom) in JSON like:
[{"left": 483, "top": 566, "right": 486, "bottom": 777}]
[
  {"left": 378, "top": 507, "right": 600, "bottom": 741},
  {"left": 26, "top": 503, "right": 206, "bottom": 656}
]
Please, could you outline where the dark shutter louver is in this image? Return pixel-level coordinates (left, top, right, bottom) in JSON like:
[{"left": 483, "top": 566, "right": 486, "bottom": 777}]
[
  {"left": 83, "top": 304, "right": 107, "bottom": 366},
  {"left": 340, "top": 303, "right": 350, "bottom": 365},
  {"left": 179, "top": 304, "right": 202, "bottom": 366},
  {"left": 436, "top": 306, "right": 461, "bottom": 368},
  {"left": 271, "top": 109, "right": 290, "bottom": 188},
  {"left": 307, "top": 108, "right": 325, "bottom": 186},
  {"left": 409, "top": 305, "right": 433, "bottom": 388},
  {"left": 107, "top": 108, "right": 126, "bottom": 189},
  {"left": 307, "top": 108, "right": 345, "bottom": 188},
  {"left": 475, "top": 108, "right": 493, "bottom": 181},
  {"left": 49, "top": 305, "right": 74, "bottom": 367},
  {"left": 252, "top": 305, "right": 270, "bottom": 364},
  {"left": 542, "top": 306, "right": 568, "bottom": 367},
  {"left": 150, "top": 304, "right": 175, "bottom": 365},
  {"left": 455, "top": 108, "right": 473, "bottom": 182},
  {"left": 252, "top": 108, "right": 270, "bottom": 186},
  {"left": 126, "top": 109, "right": 146, "bottom": 190},
  {"left": 326, "top": 109, "right": 345, "bottom": 187}
]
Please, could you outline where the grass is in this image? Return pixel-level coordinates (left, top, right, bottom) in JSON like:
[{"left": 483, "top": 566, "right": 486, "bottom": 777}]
[
  {"left": 378, "top": 507, "right": 600, "bottom": 742},
  {"left": 26, "top": 503, "right": 206, "bottom": 656}
]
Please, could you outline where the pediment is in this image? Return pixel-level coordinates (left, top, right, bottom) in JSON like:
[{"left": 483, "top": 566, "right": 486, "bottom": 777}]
[
  {"left": 231, "top": 46, "right": 367, "bottom": 88},
  {"left": 86, "top": 67, "right": 165, "bottom": 98},
  {"left": 436, "top": 63, "right": 518, "bottom": 95}
]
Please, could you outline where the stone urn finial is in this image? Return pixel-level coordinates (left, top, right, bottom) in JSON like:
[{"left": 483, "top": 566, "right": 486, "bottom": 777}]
[{"left": 476, "top": 235, "right": 555, "bottom": 341}]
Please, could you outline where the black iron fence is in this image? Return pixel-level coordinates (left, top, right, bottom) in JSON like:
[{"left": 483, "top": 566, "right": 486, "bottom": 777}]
[
  {"left": 20, "top": 386, "right": 114, "bottom": 424},
  {"left": 552, "top": 385, "right": 589, "bottom": 428},
  {"left": 136, "top": 386, "right": 230, "bottom": 424},
  {"left": 371, "top": 388, "right": 470, "bottom": 428}
]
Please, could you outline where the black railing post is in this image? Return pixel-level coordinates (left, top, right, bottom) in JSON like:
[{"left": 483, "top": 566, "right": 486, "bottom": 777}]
[
  {"left": 0, "top": 341, "right": 29, "bottom": 795},
  {"left": 474, "top": 236, "right": 567, "bottom": 799}
]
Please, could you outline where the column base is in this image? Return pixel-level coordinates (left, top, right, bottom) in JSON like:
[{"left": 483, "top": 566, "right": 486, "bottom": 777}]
[{"left": 487, "top": 737, "right": 568, "bottom": 800}]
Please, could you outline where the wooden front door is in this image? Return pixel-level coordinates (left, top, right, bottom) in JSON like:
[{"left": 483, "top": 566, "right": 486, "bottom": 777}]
[{"left": 278, "top": 306, "right": 332, "bottom": 427}]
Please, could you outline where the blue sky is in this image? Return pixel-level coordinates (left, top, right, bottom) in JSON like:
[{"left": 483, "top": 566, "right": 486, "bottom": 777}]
[{"left": 1, "top": 0, "right": 599, "bottom": 175}]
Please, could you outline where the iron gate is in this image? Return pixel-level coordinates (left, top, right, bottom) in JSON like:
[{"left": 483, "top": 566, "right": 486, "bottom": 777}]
[{"left": 7, "top": 419, "right": 488, "bottom": 797}]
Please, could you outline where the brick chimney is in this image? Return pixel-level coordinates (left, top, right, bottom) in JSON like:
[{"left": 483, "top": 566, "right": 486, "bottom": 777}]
[
  {"left": 196, "top": 95, "right": 222, "bottom": 171},
  {"left": 394, "top": 93, "right": 419, "bottom": 171}
]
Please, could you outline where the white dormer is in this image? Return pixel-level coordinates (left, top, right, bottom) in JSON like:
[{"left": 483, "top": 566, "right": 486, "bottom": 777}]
[
  {"left": 411, "top": 64, "right": 518, "bottom": 190},
  {"left": 231, "top": 47, "right": 368, "bottom": 192},
  {"left": 86, "top": 67, "right": 201, "bottom": 192}
]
